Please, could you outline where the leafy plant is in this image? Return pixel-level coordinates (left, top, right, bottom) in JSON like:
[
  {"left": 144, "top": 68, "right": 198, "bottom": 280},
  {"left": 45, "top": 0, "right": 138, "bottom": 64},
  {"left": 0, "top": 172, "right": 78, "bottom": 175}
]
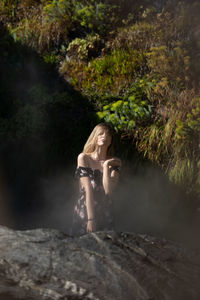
[
  {"left": 97, "top": 77, "right": 155, "bottom": 132},
  {"left": 67, "top": 33, "right": 101, "bottom": 61}
]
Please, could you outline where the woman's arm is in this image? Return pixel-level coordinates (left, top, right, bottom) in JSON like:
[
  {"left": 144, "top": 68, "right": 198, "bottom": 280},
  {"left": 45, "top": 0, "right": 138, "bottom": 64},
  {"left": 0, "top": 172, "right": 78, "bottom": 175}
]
[
  {"left": 103, "top": 158, "right": 122, "bottom": 195},
  {"left": 77, "top": 153, "right": 96, "bottom": 232}
]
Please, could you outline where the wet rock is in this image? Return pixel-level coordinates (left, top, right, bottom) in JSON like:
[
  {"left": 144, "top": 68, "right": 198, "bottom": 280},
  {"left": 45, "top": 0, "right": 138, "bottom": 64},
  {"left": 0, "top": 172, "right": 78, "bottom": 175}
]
[{"left": 0, "top": 226, "right": 200, "bottom": 300}]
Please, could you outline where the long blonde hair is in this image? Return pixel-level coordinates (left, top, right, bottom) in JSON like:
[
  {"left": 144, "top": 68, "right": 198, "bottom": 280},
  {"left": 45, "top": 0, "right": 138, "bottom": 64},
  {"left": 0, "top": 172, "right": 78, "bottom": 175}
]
[{"left": 83, "top": 123, "right": 114, "bottom": 158}]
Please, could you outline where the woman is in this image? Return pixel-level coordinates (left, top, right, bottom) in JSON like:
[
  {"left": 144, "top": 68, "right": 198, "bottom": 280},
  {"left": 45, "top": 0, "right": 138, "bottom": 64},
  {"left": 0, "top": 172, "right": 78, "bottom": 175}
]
[{"left": 71, "top": 123, "right": 121, "bottom": 236}]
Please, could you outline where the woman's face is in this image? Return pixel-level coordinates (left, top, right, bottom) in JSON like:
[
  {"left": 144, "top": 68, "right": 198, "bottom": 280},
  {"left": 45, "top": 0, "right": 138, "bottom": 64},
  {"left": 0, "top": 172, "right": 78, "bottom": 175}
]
[{"left": 96, "top": 129, "right": 112, "bottom": 148}]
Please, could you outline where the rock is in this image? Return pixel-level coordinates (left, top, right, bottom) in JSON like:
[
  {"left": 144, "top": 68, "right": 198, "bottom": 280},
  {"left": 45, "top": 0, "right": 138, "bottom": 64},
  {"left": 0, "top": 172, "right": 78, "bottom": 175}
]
[{"left": 0, "top": 226, "right": 200, "bottom": 300}]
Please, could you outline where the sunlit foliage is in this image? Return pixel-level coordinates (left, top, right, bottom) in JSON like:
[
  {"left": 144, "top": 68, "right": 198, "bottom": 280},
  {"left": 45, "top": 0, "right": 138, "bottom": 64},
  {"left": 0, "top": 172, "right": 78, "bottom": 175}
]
[{"left": 1, "top": 0, "right": 200, "bottom": 195}]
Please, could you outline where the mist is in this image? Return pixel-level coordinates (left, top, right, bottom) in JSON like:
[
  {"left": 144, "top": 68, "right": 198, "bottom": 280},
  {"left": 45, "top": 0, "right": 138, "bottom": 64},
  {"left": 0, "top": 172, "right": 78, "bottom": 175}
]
[
  {"left": 114, "top": 166, "right": 196, "bottom": 242},
  {"left": 2, "top": 158, "right": 197, "bottom": 247}
]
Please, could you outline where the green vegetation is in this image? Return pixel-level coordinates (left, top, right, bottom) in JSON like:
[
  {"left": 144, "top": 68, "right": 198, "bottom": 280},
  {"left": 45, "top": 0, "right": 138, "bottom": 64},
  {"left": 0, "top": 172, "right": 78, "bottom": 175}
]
[
  {"left": 60, "top": 48, "right": 146, "bottom": 97},
  {"left": 96, "top": 78, "right": 154, "bottom": 131},
  {"left": 0, "top": 0, "right": 200, "bottom": 197}
]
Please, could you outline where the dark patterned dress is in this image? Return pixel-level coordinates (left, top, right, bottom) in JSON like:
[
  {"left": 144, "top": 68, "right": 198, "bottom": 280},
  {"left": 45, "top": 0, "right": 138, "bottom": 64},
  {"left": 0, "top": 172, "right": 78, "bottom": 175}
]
[{"left": 71, "top": 166, "right": 119, "bottom": 236}]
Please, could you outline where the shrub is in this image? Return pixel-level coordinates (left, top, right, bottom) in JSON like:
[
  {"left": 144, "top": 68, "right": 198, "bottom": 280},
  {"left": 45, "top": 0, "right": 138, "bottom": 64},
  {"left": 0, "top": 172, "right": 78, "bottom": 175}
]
[
  {"left": 97, "top": 77, "right": 155, "bottom": 132},
  {"left": 60, "top": 48, "right": 146, "bottom": 98},
  {"left": 66, "top": 33, "right": 101, "bottom": 61}
]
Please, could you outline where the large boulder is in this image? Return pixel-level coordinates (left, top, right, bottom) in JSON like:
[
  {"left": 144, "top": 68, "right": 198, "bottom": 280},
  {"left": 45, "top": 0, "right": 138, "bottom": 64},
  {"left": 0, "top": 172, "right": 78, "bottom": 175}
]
[{"left": 0, "top": 226, "right": 200, "bottom": 300}]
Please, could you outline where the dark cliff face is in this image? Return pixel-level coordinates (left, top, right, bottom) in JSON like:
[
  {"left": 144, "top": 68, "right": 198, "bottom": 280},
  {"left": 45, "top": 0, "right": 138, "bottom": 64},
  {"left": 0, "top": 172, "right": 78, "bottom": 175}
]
[{"left": 0, "top": 226, "right": 200, "bottom": 300}]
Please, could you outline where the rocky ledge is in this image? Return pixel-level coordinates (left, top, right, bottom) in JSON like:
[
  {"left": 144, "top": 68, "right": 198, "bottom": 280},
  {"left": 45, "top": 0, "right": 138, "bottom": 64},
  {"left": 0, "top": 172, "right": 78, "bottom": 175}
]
[{"left": 0, "top": 226, "right": 200, "bottom": 300}]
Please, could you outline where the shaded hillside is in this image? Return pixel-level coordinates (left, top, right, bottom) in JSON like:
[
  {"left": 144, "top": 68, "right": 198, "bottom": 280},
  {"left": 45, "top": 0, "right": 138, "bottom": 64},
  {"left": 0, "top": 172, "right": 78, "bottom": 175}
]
[
  {"left": 0, "top": 0, "right": 200, "bottom": 198},
  {"left": 0, "top": 23, "right": 97, "bottom": 228},
  {"left": 0, "top": 24, "right": 96, "bottom": 167}
]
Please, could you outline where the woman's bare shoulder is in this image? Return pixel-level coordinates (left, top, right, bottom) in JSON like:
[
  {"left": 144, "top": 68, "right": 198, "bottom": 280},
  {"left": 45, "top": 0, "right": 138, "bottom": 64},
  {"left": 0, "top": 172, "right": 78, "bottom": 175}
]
[{"left": 77, "top": 153, "right": 90, "bottom": 167}]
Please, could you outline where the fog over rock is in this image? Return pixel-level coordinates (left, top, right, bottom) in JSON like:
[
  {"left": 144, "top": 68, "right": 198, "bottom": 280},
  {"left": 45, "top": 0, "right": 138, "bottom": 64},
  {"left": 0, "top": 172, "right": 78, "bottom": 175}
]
[{"left": 0, "top": 226, "right": 200, "bottom": 300}]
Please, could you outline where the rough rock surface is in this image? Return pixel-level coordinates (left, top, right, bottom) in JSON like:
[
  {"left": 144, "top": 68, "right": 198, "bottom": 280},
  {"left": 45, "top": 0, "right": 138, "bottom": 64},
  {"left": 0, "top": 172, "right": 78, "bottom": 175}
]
[{"left": 0, "top": 226, "right": 200, "bottom": 300}]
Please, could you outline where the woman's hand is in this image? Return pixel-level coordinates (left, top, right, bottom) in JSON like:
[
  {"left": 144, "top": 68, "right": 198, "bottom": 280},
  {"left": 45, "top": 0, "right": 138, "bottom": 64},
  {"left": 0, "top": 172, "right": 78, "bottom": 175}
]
[
  {"left": 102, "top": 157, "right": 121, "bottom": 195},
  {"left": 87, "top": 220, "right": 96, "bottom": 233},
  {"left": 103, "top": 157, "right": 122, "bottom": 168}
]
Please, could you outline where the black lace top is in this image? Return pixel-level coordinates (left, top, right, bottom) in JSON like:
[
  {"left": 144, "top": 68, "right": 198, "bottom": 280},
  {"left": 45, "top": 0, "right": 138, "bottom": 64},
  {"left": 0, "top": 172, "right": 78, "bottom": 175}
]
[{"left": 71, "top": 166, "right": 120, "bottom": 236}]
